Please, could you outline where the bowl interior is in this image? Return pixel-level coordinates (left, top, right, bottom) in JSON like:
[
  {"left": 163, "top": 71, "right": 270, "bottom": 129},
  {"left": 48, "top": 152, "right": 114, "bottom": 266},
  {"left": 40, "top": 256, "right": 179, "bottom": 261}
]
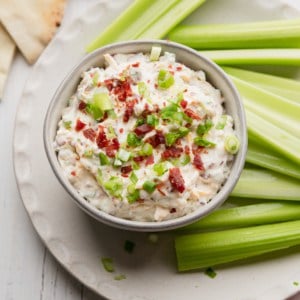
[{"left": 44, "top": 40, "right": 247, "bottom": 232}]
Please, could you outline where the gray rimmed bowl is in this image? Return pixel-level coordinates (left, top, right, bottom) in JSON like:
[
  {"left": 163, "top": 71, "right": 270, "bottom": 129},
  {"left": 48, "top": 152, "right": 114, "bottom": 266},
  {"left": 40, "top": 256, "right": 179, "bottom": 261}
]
[{"left": 44, "top": 40, "right": 247, "bottom": 232}]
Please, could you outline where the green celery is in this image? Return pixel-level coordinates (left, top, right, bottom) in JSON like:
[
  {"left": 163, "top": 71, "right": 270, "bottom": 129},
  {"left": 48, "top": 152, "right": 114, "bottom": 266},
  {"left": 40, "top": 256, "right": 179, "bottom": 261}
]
[
  {"left": 246, "top": 138, "right": 300, "bottom": 180},
  {"left": 175, "top": 220, "right": 300, "bottom": 271},
  {"left": 200, "top": 49, "right": 300, "bottom": 66},
  {"left": 179, "top": 202, "right": 300, "bottom": 232},
  {"left": 168, "top": 19, "right": 300, "bottom": 49},
  {"left": 136, "top": 0, "right": 206, "bottom": 39},
  {"left": 87, "top": 0, "right": 180, "bottom": 51},
  {"left": 222, "top": 66, "right": 300, "bottom": 104},
  {"left": 231, "top": 168, "right": 300, "bottom": 201}
]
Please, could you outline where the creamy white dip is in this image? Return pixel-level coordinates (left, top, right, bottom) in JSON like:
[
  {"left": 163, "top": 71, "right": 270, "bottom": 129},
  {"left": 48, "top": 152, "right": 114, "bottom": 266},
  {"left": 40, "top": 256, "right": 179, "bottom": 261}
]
[{"left": 54, "top": 50, "right": 238, "bottom": 222}]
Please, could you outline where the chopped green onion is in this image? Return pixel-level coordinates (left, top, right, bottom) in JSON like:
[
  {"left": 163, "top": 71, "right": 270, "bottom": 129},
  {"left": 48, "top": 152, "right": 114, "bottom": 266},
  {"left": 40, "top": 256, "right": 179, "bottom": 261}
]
[
  {"left": 63, "top": 120, "right": 72, "bottom": 129},
  {"left": 86, "top": 101, "right": 103, "bottom": 120},
  {"left": 143, "top": 181, "right": 156, "bottom": 194},
  {"left": 204, "top": 267, "right": 217, "bottom": 279},
  {"left": 180, "top": 154, "right": 191, "bottom": 166},
  {"left": 107, "top": 126, "right": 116, "bottom": 139},
  {"left": 150, "top": 46, "right": 162, "bottom": 61},
  {"left": 113, "top": 158, "right": 123, "bottom": 167},
  {"left": 96, "top": 168, "right": 103, "bottom": 185},
  {"left": 92, "top": 72, "right": 99, "bottom": 86},
  {"left": 165, "top": 127, "right": 189, "bottom": 146},
  {"left": 139, "top": 143, "right": 153, "bottom": 156},
  {"left": 132, "top": 161, "right": 140, "bottom": 170},
  {"left": 99, "top": 152, "right": 110, "bottom": 165},
  {"left": 83, "top": 149, "right": 94, "bottom": 158},
  {"left": 157, "top": 69, "right": 174, "bottom": 89},
  {"left": 114, "top": 274, "right": 126, "bottom": 281},
  {"left": 107, "top": 109, "right": 117, "bottom": 119},
  {"left": 215, "top": 115, "right": 227, "bottom": 130},
  {"left": 101, "top": 257, "right": 114, "bottom": 272},
  {"left": 146, "top": 114, "right": 159, "bottom": 127},
  {"left": 194, "top": 137, "right": 216, "bottom": 148},
  {"left": 138, "top": 81, "right": 148, "bottom": 97},
  {"left": 196, "top": 119, "right": 213, "bottom": 136},
  {"left": 124, "top": 240, "right": 135, "bottom": 253},
  {"left": 130, "top": 171, "right": 138, "bottom": 184},
  {"left": 93, "top": 93, "right": 113, "bottom": 111},
  {"left": 225, "top": 134, "right": 240, "bottom": 154},
  {"left": 127, "top": 132, "right": 142, "bottom": 147},
  {"left": 117, "top": 149, "right": 131, "bottom": 162},
  {"left": 104, "top": 176, "right": 123, "bottom": 197},
  {"left": 148, "top": 233, "right": 159, "bottom": 243},
  {"left": 135, "top": 117, "right": 145, "bottom": 127},
  {"left": 127, "top": 184, "right": 140, "bottom": 203},
  {"left": 153, "top": 162, "right": 168, "bottom": 176}
]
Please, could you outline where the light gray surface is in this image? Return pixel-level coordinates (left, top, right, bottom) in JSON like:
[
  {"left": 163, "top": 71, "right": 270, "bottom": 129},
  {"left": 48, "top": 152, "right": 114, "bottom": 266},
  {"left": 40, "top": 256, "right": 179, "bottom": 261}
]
[
  {"left": 2, "top": 0, "right": 300, "bottom": 299},
  {"left": 0, "top": 1, "right": 102, "bottom": 299}
]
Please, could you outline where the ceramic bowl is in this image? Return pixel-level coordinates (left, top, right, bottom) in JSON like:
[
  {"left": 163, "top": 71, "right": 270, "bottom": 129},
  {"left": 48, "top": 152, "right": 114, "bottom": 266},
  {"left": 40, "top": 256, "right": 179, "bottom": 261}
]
[{"left": 44, "top": 40, "right": 247, "bottom": 232}]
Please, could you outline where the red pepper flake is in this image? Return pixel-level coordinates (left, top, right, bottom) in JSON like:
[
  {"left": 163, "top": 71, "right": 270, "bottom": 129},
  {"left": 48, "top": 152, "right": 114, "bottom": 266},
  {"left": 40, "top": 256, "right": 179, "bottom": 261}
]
[
  {"left": 121, "top": 165, "right": 133, "bottom": 174},
  {"left": 169, "top": 168, "right": 185, "bottom": 193},
  {"left": 176, "top": 66, "right": 182, "bottom": 71},
  {"left": 180, "top": 99, "right": 188, "bottom": 109},
  {"left": 83, "top": 128, "right": 96, "bottom": 141},
  {"left": 169, "top": 70, "right": 175, "bottom": 75},
  {"left": 170, "top": 208, "right": 177, "bottom": 213},
  {"left": 184, "top": 108, "right": 201, "bottom": 120},
  {"left": 131, "top": 62, "right": 140, "bottom": 67},
  {"left": 119, "top": 128, "right": 124, "bottom": 134},
  {"left": 193, "top": 153, "right": 205, "bottom": 171},
  {"left": 154, "top": 83, "right": 158, "bottom": 89},
  {"left": 134, "top": 124, "right": 154, "bottom": 136},
  {"left": 71, "top": 170, "right": 76, "bottom": 176},
  {"left": 145, "top": 155, "right": 154, "bottom": 166},
  {"left": 78, "top": 101, "right": 86, "bottom": 111},
  {"left": 75, "top": 119, "right": 86, "bottom": 131},
  {"left": 161, "top": 146, "right": 183, "bottom": 160}
]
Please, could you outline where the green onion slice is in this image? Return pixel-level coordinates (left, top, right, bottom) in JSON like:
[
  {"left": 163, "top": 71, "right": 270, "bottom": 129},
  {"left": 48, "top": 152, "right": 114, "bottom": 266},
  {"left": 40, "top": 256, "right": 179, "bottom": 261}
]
[
  {"left": 143, "top": 181, "right": 157, "bottom": 193},
  {"left": 225, "top": 134, "right": 240, "bottom": 154},
  {"left": 157, "top": 69, "right": 175, "bottom": 89}
]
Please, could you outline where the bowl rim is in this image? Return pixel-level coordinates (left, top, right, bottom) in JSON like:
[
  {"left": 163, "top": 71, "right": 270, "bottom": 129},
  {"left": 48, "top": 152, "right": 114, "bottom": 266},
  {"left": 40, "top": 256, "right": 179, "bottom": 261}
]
[{"left": 43, "top": 39, "right": 247, "bottom": 232}]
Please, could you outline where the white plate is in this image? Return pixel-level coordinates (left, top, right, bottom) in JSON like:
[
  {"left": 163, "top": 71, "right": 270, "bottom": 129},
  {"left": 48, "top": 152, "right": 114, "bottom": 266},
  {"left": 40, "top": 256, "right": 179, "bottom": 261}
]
[{"left": 13, "top": 0, "right": 300, "bottom": 299}]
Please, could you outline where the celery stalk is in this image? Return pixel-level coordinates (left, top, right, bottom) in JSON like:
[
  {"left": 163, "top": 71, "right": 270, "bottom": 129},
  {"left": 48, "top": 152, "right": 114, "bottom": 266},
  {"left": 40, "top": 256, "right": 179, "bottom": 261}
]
[
  {"left": 87, "top": 0, "right": 180, "bottom": 52},
  {"left": 223, "top": 66, "right": 300, "bottom": 104},
  {"left": 138, "top": 0, "right": 206, "bottom": 39},
  {"left": 231, "top": 168, "right": 300, "bottom": 200},
  {"left": 168, "top": 19, "right": 300, "bottom": 49},
  {"left": 178, "top": 202, "right": 300, "bottom": 232},
  {"left": 200, "top": 49, "right": 300, "bottom": 65},
  {"left": 175, "top": 220, "right": 300, "bottom": 271},
  {"left": 230, "top": 76, "right": 300, "bottom": 139},
  {"left": 246, "top": 138, "right": 300, "bottom": 180}
]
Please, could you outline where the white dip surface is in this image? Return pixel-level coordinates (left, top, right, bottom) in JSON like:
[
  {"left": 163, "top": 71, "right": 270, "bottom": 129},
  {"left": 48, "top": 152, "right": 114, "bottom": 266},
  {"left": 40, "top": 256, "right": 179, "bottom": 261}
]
[{"left": 54, "top": 50, "right": 237, "bottom": 222}]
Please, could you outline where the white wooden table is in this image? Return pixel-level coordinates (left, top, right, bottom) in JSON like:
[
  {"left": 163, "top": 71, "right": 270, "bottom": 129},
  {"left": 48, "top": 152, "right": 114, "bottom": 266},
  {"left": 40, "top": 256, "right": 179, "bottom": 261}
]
[{"left": 1, "top": 1, "right": 300, "bottom": 299}]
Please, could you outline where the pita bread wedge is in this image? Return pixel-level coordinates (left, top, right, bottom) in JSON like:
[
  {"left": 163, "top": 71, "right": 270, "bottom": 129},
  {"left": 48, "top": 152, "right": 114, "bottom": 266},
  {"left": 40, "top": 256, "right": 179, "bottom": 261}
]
[
  {"left": 0, "top": 0, "right": 66, "bottom": 64},
  {"left": 0, "top": 23, "right": 15, "bottom": 99}
]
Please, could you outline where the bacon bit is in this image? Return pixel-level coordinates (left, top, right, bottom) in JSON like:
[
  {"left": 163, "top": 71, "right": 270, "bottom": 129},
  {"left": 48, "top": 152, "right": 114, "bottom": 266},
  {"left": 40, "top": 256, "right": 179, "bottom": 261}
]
[
  {"left": 184, "top": 145, "right": 190, "bottom": 155},
  {"left": 184, "top": 108, "right": 201, "bottom": 120},
  {"left": 83, "top": 128, "right": 96, "bottom": 141},
  {"left": 131, "top": 62, "right": 140, "bottom": 67},
  {"left": 96, "top": 126, "right": 109, "bottom": 148},
  {"left": 193, "top": 153, "right": 205, "bottom": 171},
  {"left": 78, "top": 101, "right": 86, "bottom": 111},
  {"left": 145, "top": 155, "right": 154, "bottom": 166},
  {"left": 146, "top": 131, "right": 165, "bottom": 148},
  {"left": 180, "top": 99, "right": 188, "bottom": 109},
  {"left": 154, "top": 83, "right": 158, "bottom": 89},
  {"left": 169, "top": 70, "right": 175, "bottom": 75},
  {"left": 119, "top": 128, "right": 124, "bottom": 134},
  {"left": 104, "top": 79, "right": 114, "bottom": 91},
  {"left": 113, "top": 79, "right": 132, "bottom": 102},
  {"left": 176, "top": 66, "right": 182, "bottom": 71},
  {"left": 121, "top": 165, "right": 133, "bottom": 174},
  {"left": 156, "top": 183, "right": 166, "bottom": 196},
  {"left": 105, "top": 146, "right": 117, "bottom": 158},
  {"left": 133, "top": 156, "right": 145, "bottom": 163},
  {"left": 123, "top": 99, "right": 137, "bottom": 122},
  {"left": 71, "top": 171, "right": 76, "bottom": 176},
  {"left": 97, "top": 82, "right": 101, "bottom": 87},
  {"left": 170, "top": 208, "right": 177, "bottom": 213},
  {"left": 134, "top": 124, "right": 154, "bottom": 136},
  {"left": 192, "top": 145, "right": 204, "bottom": 155},
  {"left": 169, "top": 168, "right": 185, "bottom": 193},
  {"left": 75, "top": 119, "right": 86, "bottom": 131},
  {"left": 161, "top": 146, "right": 183, "bottom": 160},
  {"left": 137, "top": 198, "right": 144, "bottom": 203}
]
